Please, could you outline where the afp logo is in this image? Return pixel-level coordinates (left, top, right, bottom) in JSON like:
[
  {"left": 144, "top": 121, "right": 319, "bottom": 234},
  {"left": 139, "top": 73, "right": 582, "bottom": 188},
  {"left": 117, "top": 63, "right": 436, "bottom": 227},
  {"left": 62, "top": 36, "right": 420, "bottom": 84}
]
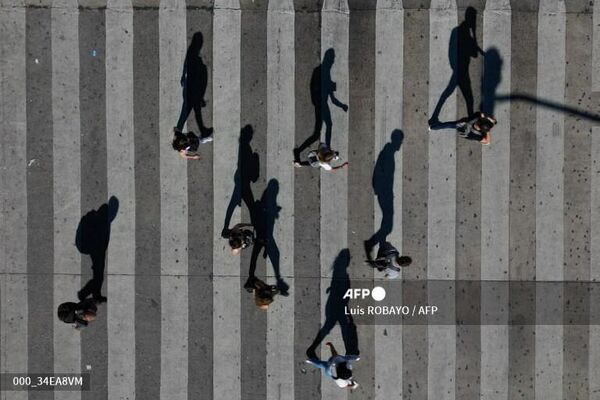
[{"left": 343, "top": 286, "right": 386, "bottom": 301}]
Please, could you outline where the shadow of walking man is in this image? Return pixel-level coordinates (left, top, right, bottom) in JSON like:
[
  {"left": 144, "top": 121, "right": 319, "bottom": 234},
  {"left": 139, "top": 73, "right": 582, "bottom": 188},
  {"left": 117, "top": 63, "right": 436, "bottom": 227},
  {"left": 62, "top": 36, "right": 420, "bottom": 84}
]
[
  {"left": 307, "top": 249, "right": 359, "bottom": 359},
  {"left": 294, "top": 48, "right": 348, "bottom": 162},
  {"left": 176, "top": 31, "right": 213, "bottom": 137},
  {"left": 222, "top": 125, "right": 260, "bottom": 236},
  {"left": 76, "top": 196, "right": 119, "bottom": 303},
  {"left": 248, "top": 179, "right": 290, "bottom": 295},
  {"left": 429, "top": 7, "right": 483, "bottom": 127},
  {"left": 364, "top": 130, "right": 404, "bottom": 260}
]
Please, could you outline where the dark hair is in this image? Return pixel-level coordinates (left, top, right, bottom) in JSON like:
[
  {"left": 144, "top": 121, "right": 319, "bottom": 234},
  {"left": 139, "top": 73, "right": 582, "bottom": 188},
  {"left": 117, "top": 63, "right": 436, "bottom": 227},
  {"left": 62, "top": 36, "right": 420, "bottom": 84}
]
[
  {"left": 318, "top": 148, "right": 335, "bottom": 163},
  {"left": 335, "top": 363, "right": 353, "bottom": 380},
  {"left": 397, "top": 256, "right": 412, "bottom": 267},
  {"left": 57, "top": 303, "right": 75, "bottom": 322},
  {"left": 478, "top": 118, "right": 495, "bottom": 133},
  {"left": 172, "top": 131, "right": 189, "bottom": 151},
  {"left": 229, "top": 237, "right": 243, "bottom": 249}
]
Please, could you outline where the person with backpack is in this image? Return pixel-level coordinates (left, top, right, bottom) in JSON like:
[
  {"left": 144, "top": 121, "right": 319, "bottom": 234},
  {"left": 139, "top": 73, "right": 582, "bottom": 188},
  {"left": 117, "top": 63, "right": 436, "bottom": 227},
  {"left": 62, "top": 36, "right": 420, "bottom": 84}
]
[
  {"left": 243, "top": 276, "right": 281, "bottom": 310},
  {"left": 293, "top": 142, "right": 348, "bottom": 171},
  {"left": 365, "top": 242, "right": 412, "bottom": 279},
  {"left": 455, "top": 111, "right": 496, "bottom": 145},
  {"left": 171, "top": 127, "right": 212, "bottom": 160},
  {"left": 306, "top": 342, "right": 360, "bottom": 389},
  {"left": 57, "top": 299, "right": 99, "bottom": 330},
  {"left": 222, "top": 223, "right": 256, "bottom": 255}
]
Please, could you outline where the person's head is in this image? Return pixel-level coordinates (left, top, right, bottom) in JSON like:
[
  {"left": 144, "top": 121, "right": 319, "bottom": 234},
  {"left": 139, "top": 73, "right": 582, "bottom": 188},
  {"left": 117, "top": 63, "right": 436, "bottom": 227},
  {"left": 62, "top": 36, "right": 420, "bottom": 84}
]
[
  {"left": 57, "top": 303, "right": 74, "bottom": 322},
  {"left": 82, "top": 310, "right": 96, "bottom": 322},
  {"left": 240, "top": 125, "right": 254, "bottom": 144},
  {"left": 397, "top": 256, "right": 412, "bottom": 267},
  {"left": 317, "top": 147, "right": 336, "bottom": 163},
  {"left": 474, "top": 117, "right": 495, "bottom": 134},
  {"left": 172, "top": 131, "right": 189, "bottom": 151},
  {"left": 229, "top": 237, "right": 243, "bottom": 255},
  {"left": 335, "top": 363, "right": 353, "bottom": 380},
  {"left": 255, "top": 293, "right": 273, "bottom": 310}
]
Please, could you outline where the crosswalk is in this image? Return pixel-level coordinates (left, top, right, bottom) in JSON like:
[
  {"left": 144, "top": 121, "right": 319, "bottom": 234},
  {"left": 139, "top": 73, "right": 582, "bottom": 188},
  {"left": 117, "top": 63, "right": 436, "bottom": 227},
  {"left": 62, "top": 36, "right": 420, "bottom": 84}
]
[{"left": 2, "top": 0, "right": 600, "bottom": 399}]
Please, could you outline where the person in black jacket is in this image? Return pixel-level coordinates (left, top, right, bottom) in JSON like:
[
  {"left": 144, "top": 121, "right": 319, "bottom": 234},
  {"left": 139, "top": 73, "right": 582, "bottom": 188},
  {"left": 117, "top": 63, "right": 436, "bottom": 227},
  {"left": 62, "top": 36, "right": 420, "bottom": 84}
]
[
  {"left": 365, "top": 242, "right": 412, "bottom": 279},
  {"left": 222, "top": 223, "right": 256, "bottom": 255},
  {"left": 57, "top": 299, "right": 98, "bottom": 330}
]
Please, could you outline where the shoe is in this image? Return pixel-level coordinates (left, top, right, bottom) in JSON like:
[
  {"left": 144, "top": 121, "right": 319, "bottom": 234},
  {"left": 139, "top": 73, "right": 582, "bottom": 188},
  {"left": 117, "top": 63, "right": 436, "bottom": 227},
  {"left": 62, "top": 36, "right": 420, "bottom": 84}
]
[
  {"left": 293, "top": 161, "right": 302, "bottom": 168},
  {"left": 201, "top": 127, "right": 214, "bottom": 138},
  {"left": 244, "top": 278, "right": 255, "bottom": 293},
  {"left": 200, "top": 135, "right": 213, "bottom": 144},
  {"left": 93, "top": 296, "right": 107, "bottom": 304}
]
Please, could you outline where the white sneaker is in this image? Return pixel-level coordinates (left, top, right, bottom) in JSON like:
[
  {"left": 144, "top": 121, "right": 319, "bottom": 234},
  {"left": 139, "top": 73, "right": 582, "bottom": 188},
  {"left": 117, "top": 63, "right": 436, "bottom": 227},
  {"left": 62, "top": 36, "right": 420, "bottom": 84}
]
[{"left": 200, "top": 135, "right": 214, "bottom": 144}]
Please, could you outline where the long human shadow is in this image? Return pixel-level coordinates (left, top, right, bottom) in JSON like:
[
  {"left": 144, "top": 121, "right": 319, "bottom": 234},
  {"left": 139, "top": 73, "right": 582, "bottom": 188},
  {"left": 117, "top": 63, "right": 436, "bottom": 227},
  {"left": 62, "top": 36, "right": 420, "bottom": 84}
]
[
  {"left": 294, "top": 48, "right": 348, "bottom": 159},
  {"left": 176, "top": 31, "right": 213, "bottom": 137},
  {"left": 76, "top": 196, "right": 119, "bottom": 302},
  {"left": 364, "top": 130, "right": 404, "bottom": 257},
  {"left": 429, "top": 6, "right": 483, "bottom": 126},
  {"left": 306, "top": 249, "right": 359, "bottom": 359},
  {"left": 222, "top": 125, "right": 260, "bottom": 235},
  {"left": 247, "top": 179, "right": 289, "bottom": 295}
]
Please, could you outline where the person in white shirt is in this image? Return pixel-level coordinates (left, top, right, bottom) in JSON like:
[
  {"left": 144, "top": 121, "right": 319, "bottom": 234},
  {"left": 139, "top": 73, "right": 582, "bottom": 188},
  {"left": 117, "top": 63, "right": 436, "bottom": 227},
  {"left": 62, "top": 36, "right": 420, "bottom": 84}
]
[{"left": 294, "top": 142, "right": 348, "bottom": 171}]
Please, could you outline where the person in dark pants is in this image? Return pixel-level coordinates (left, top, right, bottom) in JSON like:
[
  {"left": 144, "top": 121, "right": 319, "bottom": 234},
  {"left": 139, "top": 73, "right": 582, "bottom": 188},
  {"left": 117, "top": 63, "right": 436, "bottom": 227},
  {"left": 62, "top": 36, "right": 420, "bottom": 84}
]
[
  {"left": 244, "top": 276, "right": 281, "bottom": 310},
  {"left": 294, "top": 142, "right": 348, "bottom": 172},
  {"left": 455, "top": 111, "right": 496, "bottom": 145},
  {"left": 76, "top": 196, "right": 119, "bottom": 303},
  {"left": 172, "top": 128, "right": 212, "bottom": 160},
  {"left": 429, "top": 7, "right": 484, "bottom": 127},
  {"left": 57, "top": 298, "right": 99, "bottom": 330},
  {"left": 176, "top": 31, "right": 214, "bottom": 139},
  {"left": 293, "top": 48, "right": 348, "bottom": 163},
  {"left": 222, "top": 223, "right": 256, "bottom": 255},
  {"left": 365, "top": 242, "right": 412, "bottom": 279}
]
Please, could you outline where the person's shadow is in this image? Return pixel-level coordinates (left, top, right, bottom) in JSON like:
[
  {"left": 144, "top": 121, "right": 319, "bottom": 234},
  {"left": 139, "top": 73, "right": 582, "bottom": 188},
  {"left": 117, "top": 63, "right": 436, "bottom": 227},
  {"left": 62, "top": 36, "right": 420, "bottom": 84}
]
[
  {"left": 429, "top": 6, "right": 483, "bottom": 126},
  {"left": 76, "top": 196, "right": 119, "bottom": 302},
  {"left": 248, "top": 179, "right": 289, "bottom": 295},
  {"left": 480, "top": 47, "right": 502, "bottom": 116},
  {"left": 364, "top": 130, "right": 404, "bottom": 257},
  {"left": 306, "top": 249, "right": 359, "bottom": 359},
  {"left": 222, "top": 125, "right": 260, "bottom": 235},
  {"left": 294, "top": 48, "right": 348, "bottom": 161},
  {"left": 176, "top": 31, "right": 213, "bottom": 137}
]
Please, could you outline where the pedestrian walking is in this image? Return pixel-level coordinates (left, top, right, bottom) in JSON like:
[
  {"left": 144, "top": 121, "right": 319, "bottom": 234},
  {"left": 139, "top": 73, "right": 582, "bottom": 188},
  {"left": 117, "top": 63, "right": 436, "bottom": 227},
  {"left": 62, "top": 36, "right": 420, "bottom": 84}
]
[
  {"left": 294, "top": 142, "right": 348, "bottom": 171},
  {"left": 306, "top": 342, "right": 360, "bottom": 389},
  {"left": 171, "top": 127, "right": 212, "bottom": 160},
  {"left": 222, "top": 223, "right": 256, "bottom": 255},
  {"left": 57, "top": 298, "right": 99, "bottom": 330},
  {"left": 365, "top": 241, "right": 412, "bottom": 279},
  {"left": 244, "top": 276, "right": 281, "bottom": 310},
  {"left": 456, "top": 111, "right": 496, "bottom": 145}
]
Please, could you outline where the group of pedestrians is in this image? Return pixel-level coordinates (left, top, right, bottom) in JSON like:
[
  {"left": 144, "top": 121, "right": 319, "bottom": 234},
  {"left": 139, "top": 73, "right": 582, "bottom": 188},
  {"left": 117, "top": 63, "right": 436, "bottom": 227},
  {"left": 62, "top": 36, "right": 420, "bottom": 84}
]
[{"left": 56, "top": 9, "right": 500, "bottom": 389}]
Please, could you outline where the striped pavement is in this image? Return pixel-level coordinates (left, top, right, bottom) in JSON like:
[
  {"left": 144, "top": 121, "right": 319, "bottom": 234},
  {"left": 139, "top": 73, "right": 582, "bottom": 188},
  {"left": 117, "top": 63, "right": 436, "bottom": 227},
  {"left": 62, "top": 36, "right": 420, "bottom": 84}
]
[{"left": 1, "top": 1, "right": 600, "bottom": 399}]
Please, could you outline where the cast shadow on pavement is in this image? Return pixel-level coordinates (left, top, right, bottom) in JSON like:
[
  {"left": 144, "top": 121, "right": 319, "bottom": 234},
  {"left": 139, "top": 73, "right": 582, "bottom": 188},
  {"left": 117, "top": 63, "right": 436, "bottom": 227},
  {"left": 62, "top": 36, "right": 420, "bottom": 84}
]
[{"left": 306, "top": 249, "right": 360, "bottom": 359}]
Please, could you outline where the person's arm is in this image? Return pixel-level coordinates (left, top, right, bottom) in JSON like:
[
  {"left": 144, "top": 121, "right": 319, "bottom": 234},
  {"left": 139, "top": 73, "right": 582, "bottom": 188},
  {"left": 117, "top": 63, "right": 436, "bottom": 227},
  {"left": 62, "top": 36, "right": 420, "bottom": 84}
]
[
  {"left": 179, "top": 150, "right": 200, "bottom": 160},
  {"left": 331, "top": 161, "right": 349, "bottom": 171}
]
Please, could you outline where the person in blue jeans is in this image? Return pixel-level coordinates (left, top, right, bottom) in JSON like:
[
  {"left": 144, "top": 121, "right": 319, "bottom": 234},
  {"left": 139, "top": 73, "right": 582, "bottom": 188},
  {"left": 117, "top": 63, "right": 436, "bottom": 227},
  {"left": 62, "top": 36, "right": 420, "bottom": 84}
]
[{"left": 306, "top": 342, "right": 360, "bottom": 389}]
